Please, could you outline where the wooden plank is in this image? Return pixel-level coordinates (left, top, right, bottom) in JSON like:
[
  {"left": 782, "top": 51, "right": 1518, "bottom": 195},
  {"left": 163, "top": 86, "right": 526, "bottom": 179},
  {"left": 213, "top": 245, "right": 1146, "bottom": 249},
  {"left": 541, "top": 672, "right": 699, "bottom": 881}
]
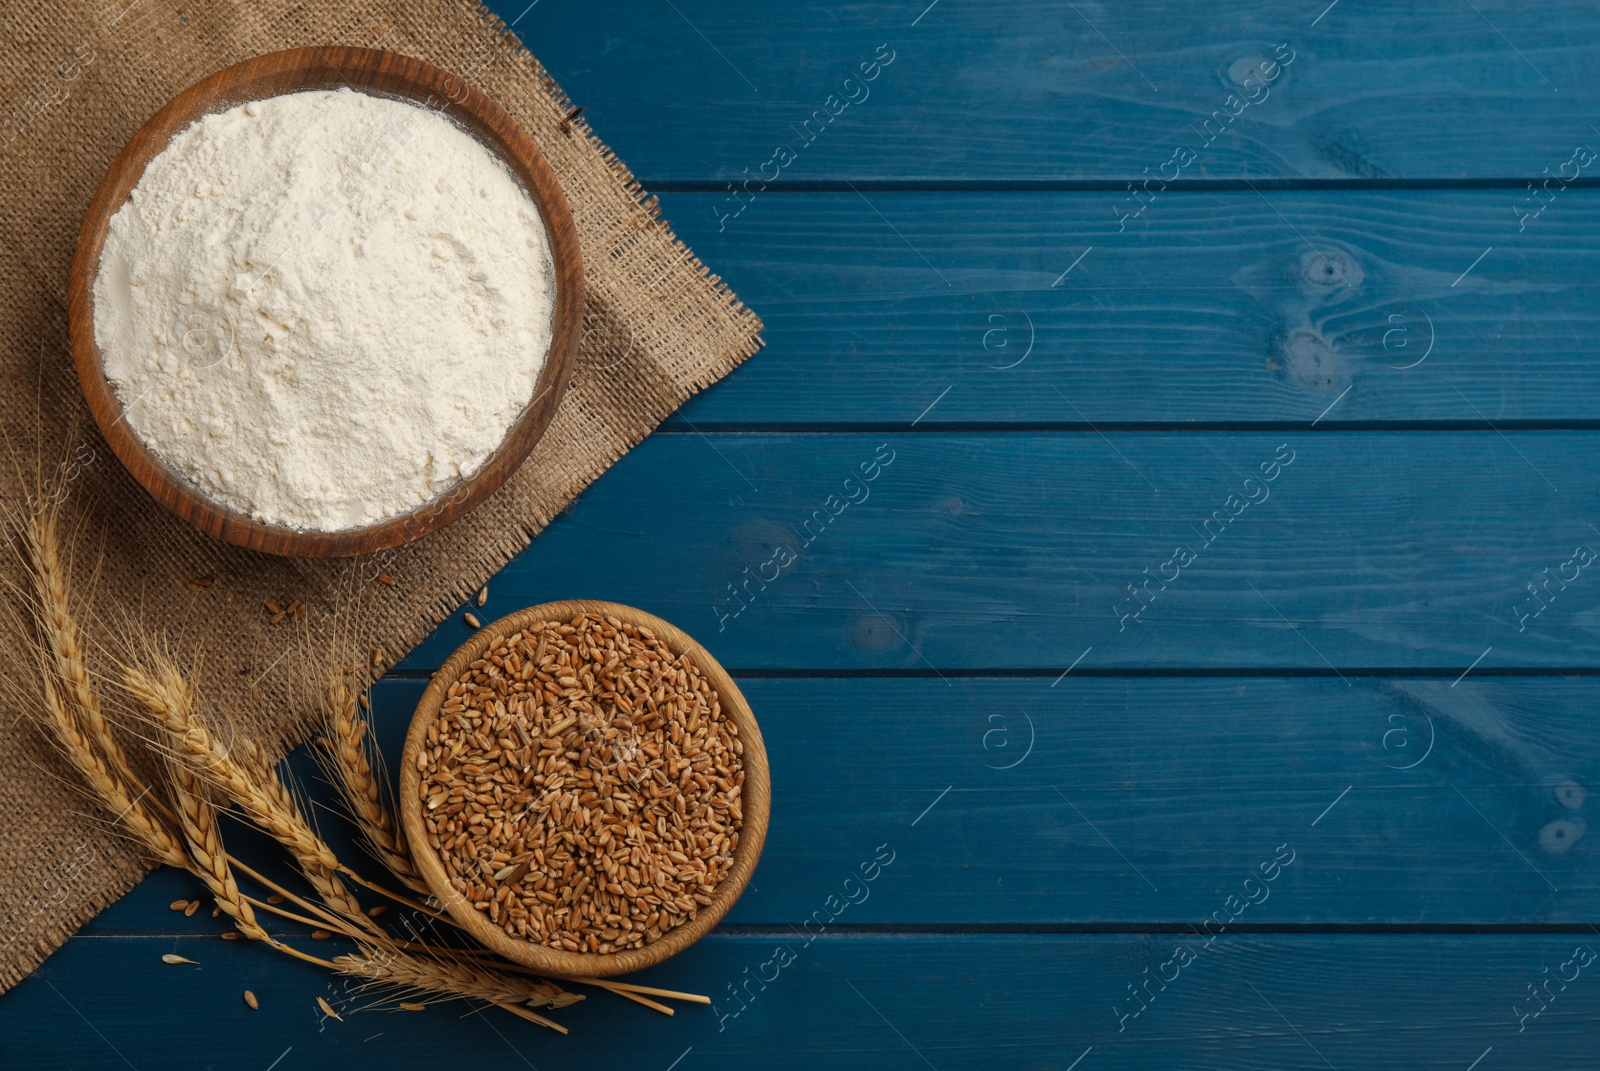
[
  {"left": 378, "top": 431, "right": 1600, "bottom": 672},
  {"left": 652, "top": 190, "right": 1600, "bottom": 428},
  {"left": 9, "top": 932, "right": 1599, "bottom": 1068},
  {"left": 86, "top": 676, "right": 1600, "bottom": 930},
  {"left": 500, "top": 0, "right": 1600, "bottom": 182}
]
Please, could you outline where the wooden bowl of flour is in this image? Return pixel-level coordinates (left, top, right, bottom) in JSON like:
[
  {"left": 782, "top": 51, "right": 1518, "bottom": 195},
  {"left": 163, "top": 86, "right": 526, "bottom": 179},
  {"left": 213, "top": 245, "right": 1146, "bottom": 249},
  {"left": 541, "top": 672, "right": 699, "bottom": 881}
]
[{"left": 67, "top": 47, "right": 583, "bottom": 558}]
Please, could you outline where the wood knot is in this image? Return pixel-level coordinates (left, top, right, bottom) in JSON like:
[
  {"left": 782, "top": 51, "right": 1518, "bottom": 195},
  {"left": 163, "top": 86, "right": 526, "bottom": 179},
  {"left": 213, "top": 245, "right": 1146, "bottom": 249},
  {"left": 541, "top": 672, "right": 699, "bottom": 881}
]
[
  {"left": 1541, "top": 818, "right": 1586, "bottom": 854},
  {"left": 849, "top": 611, "right": 901, "bottom": 652},
  {"left": 1277, "top": 329, "right": 1346, "bottom": 395},
  {"left": 1300, "top": 248, "right": 1363, "bottom": 291}
]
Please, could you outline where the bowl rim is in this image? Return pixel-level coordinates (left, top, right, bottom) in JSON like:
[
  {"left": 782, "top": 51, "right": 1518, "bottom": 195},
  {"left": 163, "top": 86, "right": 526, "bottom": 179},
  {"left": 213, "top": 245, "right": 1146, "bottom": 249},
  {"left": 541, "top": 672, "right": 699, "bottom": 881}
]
[
  {"left": 398, "top": 600, "right": 771, "bottom": 977},
  {"left": 66, "top": 46, "right": 584, "bottom": 558}
]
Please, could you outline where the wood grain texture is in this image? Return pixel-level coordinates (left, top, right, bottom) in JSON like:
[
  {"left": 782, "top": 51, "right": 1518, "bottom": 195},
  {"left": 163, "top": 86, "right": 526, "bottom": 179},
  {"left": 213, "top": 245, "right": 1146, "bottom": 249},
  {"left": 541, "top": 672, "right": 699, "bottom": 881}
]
[
  {"left": 399, "top": 601, "right": 769, "bottom": 976},
  {"left": 505, "top": 0, "right": 1600, "bottom": 182},
  {"left": 651, "top": 190, "right": 1600, "bottom": 428},
  {"left": 389, "top": 431, "right": 1598, "bottom": 672},
  {"left": 18, "top": 0, "right": 1600, "bottom": 1065},
  {"left": 68, "top": 46, "right": 583, "bottom": 557},
  {"left": 7, "top": 933, "right": 1599, "bottom": 1069}
]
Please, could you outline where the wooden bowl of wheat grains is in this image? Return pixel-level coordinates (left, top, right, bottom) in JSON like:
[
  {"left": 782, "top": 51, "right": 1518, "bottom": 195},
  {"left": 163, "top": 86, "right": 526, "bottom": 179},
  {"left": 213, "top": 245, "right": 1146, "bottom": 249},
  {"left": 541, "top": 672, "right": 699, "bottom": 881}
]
[{"left": 400, "top": 600, "right": 770, "bottom": 977}]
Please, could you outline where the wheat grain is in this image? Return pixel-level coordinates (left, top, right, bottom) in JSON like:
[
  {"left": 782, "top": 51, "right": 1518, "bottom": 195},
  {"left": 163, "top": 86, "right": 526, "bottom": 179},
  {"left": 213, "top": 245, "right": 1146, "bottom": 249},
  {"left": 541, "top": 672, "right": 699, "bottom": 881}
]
[{"left": 418, "top": 613, "right": 744, "bottom": 952}]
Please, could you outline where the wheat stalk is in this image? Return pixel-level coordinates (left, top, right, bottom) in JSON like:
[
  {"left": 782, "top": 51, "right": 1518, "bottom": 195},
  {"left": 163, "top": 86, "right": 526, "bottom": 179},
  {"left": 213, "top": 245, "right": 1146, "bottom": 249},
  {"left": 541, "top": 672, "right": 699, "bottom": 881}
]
[{"left": 317, "top": 676, "right": 429, "bottom": 895}]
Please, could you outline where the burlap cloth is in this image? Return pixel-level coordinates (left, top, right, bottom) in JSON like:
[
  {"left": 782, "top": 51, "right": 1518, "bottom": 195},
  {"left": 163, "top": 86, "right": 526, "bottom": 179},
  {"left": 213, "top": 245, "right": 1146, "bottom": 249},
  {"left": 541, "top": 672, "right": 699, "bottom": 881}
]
[{"left": 0, "top": 0, "right": 762, "bottom": 990}]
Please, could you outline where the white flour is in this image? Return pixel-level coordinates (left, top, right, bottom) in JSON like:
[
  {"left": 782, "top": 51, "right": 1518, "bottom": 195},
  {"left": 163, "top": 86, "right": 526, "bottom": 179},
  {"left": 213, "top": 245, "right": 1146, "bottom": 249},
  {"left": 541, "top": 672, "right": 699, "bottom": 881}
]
[{"left": 94, "top": 88, "right": 554, "bottom": 531}]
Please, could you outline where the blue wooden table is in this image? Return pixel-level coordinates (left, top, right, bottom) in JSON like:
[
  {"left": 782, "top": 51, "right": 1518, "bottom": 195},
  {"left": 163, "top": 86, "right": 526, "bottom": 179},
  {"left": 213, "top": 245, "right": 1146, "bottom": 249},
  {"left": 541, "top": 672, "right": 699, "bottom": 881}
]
[{"left": 9, "top": 1, "right": 1600, "bottom": 1067}]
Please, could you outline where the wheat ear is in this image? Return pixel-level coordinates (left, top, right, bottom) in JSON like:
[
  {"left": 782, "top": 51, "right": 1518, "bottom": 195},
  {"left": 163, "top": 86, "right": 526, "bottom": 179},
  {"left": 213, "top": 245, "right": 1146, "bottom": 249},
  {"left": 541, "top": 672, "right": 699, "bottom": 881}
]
[
  {"left": 21, "top": 508, "right": 148, "bottom": 794},
  {"left": 318, "top": 677, "right": 429, "bottom": 894},
  {"left": 166, "top": 758, "right": 268, "bottom": 941},
  {"left": 8, "top": 507, "right": 185, "bottom": 868},
  {"left": 31, "top": 672, "right": 189, "bottom": 868},
  {"left": 335, "top": 944, "right": 577, "bottom": 1031},
  {"left": 122, "top": 660, "right": 380, "bottom": 935}
]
